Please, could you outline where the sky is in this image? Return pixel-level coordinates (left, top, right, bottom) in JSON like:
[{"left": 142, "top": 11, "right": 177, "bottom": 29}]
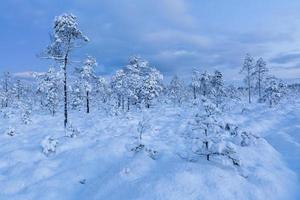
[{"left": 1, "top": 0, "right": 300, "bottom": 81}]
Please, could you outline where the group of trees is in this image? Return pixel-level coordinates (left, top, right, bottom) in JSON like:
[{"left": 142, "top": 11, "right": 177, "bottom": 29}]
[
  {"left": 240, "top": 54, "right": 285, "bottom": 106},
  {"left": 0, "top": 13, "right": 295, "bottom": 129}
]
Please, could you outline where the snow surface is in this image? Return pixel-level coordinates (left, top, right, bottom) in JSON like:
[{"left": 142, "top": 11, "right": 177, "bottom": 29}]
[{"left": 0, "top": 101, "right": 299, "bottom": 200}]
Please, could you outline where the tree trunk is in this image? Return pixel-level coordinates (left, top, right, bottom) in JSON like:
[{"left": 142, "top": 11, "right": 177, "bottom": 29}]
[
  {"left": 258, "top": 70, "right": 261, "bottom": 100},
  {"left": 248, "top": 67, "right": 251, "bottom": 103},
  {"left": 86, "top": 91, "right": 90, "bottom": 113},
  {"left": 63, "top": 55, "right": 68, "bottom": 128},
  {"left": 206, "top": 154, "right": 210, "bottom": 161},
  {"left": 117, "top": 95, "right": 121, "bottom": 108},
  {"left": 193, "top": 86, "right": 196, "bottom": 99},
  {"left": 127, "top": 98, "right": 130, "bottom": 111},
  {"left": 122, "top": 96, "right": 125, "bottom": 111}
]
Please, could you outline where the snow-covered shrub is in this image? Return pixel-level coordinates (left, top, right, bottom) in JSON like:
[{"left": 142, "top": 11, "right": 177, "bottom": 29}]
[
  {"left": 224, "top": 123, "right": 258, "bottom": 147},
  {"left": 181, "top": 99, "right": 258, "bottom": 166},
  {"left": 127, "top": 115, "right": 158, "bottom": 160},
  {"left": 41, "top": 136, "right": 58, "bottom": 155},
  {"left": 1, "top": 108, "right": 14, "bottom": 119},
  {"left": 262, "top": 76, "right": 286, "bottom": 107},
  {"left": 5, "top": 127, "right": 17, "bottom": 136},
  {"left": 17, "top": 102, "right": 32, "bottom": 125},
  {"left": 137, "top": 115, "right": 151, "bottom": 144},
  {"left": 21, "top": 109, "right": 31, "bottom": 125},
  {"left": 65, "top": 123, "right": 80, "bottom": 138}
]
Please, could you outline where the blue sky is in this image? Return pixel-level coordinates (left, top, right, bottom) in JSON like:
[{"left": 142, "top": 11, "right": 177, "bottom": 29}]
[{"left": 1, "top": 0, "right": 300, "bottom": 81}]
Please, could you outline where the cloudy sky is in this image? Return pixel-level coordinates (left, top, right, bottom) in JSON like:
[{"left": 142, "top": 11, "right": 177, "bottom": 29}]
[{"left": 1, "top": 0, "right": 300, "bottom": 81}]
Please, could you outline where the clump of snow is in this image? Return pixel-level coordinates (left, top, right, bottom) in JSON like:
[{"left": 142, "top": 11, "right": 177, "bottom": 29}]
[
  {"left": 65, "top": 123, "right": 80, "bottom": 138},
  {"left": 5, "top": 127, "right": 17, "bottom": 136},
  {"left": 41, "top": 136, "right": 58, "bottom": 155}
]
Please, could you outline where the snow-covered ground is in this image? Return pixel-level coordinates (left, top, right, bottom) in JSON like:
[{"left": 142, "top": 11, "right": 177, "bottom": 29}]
[{"left": 0, "top": 101, "right": 299, "bottom": 200}]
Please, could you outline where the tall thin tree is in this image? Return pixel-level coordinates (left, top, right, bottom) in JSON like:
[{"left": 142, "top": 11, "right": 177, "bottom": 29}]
[
  {"left": 41, "top": 13, "right": 89, "bottom": 128},
  {"left": 240, "top": 54, "right": 255, "bottom": 103},
  {"left": 253, "top": 58, "right": 268, "bottom": 101}
]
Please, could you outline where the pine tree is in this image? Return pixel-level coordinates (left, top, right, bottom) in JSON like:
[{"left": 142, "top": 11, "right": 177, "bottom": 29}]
[
  {"left": 184, "top": 98, "right": 240, "bottom": 166},
  {"left": 253, "top": 58, "right": 268, "bottom": 101},
  {"left": 210, "top": 70, "right": 225, "bottom": 107},
  {"left": 70, "top": 80, "right": 83, "bottom": 110},
  {"left": 95, "top": 77, "right": 110, "bottom": 104},
  {"left": 42, "top": 13, "right": 89, "bottom": 128},
  {"left": 76, "top": 56, "right": 97, "bottom": 113},
  {"left": 112, "top": 56, "right": 163, "bottom": 109},
  {"left": 199, "top": 71, "right": 211, "bottom": 97},
  {"left": 192, "top": 69, "right": 201, "bottom": 99},
  {"left": 240, "top": 54, "right": 255, "bottom": 103},
  {"left": 168, "top": 75, "right": 185, "bottom": 105},
  {"left": 263, "top": 76, "right": 284, "bottom": 107},
  {"left": 111, "top": 69, "right": 126, "bottom": 110},
  {"left": 1, "top": 72, "right": 12, "bottom": 108}
]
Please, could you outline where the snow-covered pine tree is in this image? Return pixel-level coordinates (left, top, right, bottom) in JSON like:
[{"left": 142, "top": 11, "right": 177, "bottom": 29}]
[
  {"left": 253, "top": 58, "right": 268, "bottom": 102},
  {"left": 42, "top": 13, "right": 89, "bottom": 128},
  {"left": 168, "top": 75, "right": 185, "bottom": 105},
  {"left": 13, "top": 79, "right": 23, "bottom": 102},
  {"left": 76, "top": 56, "right": 97, "bottom": 113},
  {"left": 111, "top": 69, "right": 126, "bottom": 110},
  {"left": 210, "top": 70, "right": 225, "bottom": 107},
  {"left": 122, "top": 59, "right": 141, "bottom": 111},
  {"left": 1, "top": 72, "right": 12, "bottom": 108},
  {"left": 70, "top": 80, "right": 83, "bottom": 110},
  {"left": 117, "top": 56, "right": 163, "bottom": 109},
  {"left": 263, "top": 76, "right": 284, "bottom": 107},
  {"left": 192, "top": 69, "right": 201, "bottom": 99},
  {"left": 185, "top": 98, "right": 240, "bottom": 165},
  {"left": 36, "top": 67, "right": 62, "bottom": 116},
  {"left": 199, "top": 71, "right": 211, "bottom": 97},
  {"left": 140, "top": 67, "right": 163, "bottom": 108},
  {"left": 95, "top": 77, "right": 110, "bottom": 104},
  {"left": 240, "top": 54, "right": 255, "bottom": 103}
]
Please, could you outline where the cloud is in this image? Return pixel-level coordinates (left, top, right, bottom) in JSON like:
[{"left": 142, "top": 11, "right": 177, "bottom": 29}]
[
  {"left": 13, "top": 71, "right": 42, "bottom": 79},
  {"left": 2, "top": 0, "right": 300, "bottom": 81},
  {"left": 270, "top": 52, "right": 300, "bottom": 64}
]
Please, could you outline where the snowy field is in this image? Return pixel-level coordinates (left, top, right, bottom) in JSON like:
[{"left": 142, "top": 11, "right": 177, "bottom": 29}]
[{"left": 0, "top": 100, "right": 299, "bottom": 200}]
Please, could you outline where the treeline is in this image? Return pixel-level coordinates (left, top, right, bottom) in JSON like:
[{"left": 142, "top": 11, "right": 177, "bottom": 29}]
[{"left": 0, "top": 13, "right": 298, "bottom": 126}]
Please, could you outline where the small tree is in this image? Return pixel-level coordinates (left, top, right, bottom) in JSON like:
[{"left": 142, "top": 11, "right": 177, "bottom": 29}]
[
  {"left": 192, "top": 69, "right": 201, "bottom": 99},
  {"left": 185, "top": 99, "right": 240, "bottom": 165},
  {"left": 70, "top": 80, "right": 83, "bottom": 110},
  {"left": 42, "top": 13, "right": 89, "bottom": 128},
  {"left": 263, "top": 76, "right": 284, "bottom": 107},
  {"left": 95, "top": 77, "right": 110, "bottom": 104},
  {"left": 111, "top": 69, "right": 126, "bottom": 109},
  {"left": 199, "top": 71, "right": 211, "bottom": 97},
  {"left": 240, "top": 54, "right": 255, "bottom": 103},
  {"left": 36, "top": 67, "right": 62, "bottom": 116},
  {"left": 253, "top": 58, "right": 268, "bottom": 102},
  {"left": 1, "top": 72, "right": 12, "bottom": 108},
  {"left": 210, "top": 70, "right": 225, "bottom": 107},
  {"left": 168, "top": 75, "right": 185, "bottom": 105},
  {"left": 76, "top": 56, "right": 97, "bottom": 113}
]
